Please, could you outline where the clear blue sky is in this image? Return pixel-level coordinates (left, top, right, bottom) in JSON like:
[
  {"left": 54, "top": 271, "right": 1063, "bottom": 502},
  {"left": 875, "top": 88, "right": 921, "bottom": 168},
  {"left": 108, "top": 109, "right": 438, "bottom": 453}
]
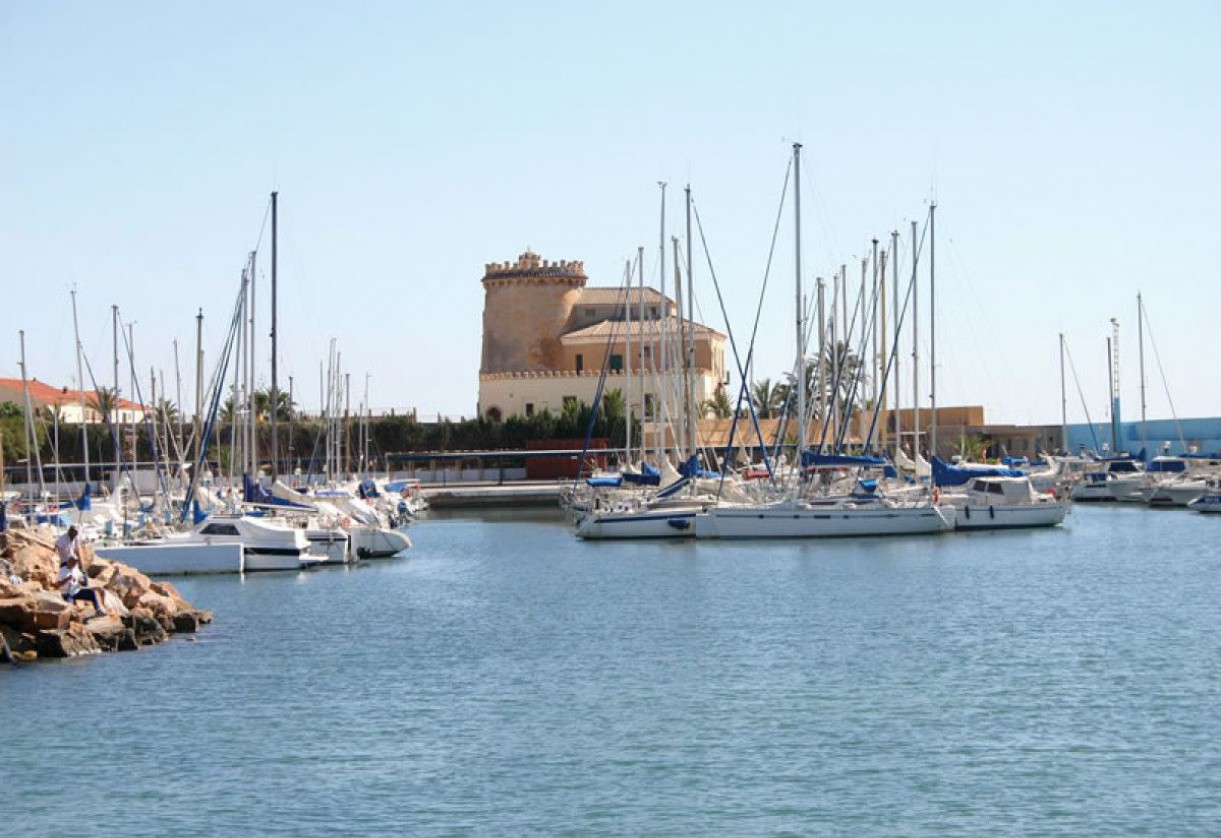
[{"left": 2, "top": 1, "right": 1218, "bottom": 427}]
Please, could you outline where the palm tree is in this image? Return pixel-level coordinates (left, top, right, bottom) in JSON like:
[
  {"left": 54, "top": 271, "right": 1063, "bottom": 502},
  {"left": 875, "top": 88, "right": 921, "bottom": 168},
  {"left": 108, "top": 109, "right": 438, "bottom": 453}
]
[
  {"left": 89, "top": 386, "right": 119, "bottom": 423},
  {"left": 155, "top": 398, "right": 178, "bottom": 424},
  {"left": 701, "top": 384, "right": 733, "bottom": 419},
  {"left": 601, "top": 388, "right": 625, "bottom": 423},
  {"left": 750, "top": 378, "right": 786, "bottom": 419}
]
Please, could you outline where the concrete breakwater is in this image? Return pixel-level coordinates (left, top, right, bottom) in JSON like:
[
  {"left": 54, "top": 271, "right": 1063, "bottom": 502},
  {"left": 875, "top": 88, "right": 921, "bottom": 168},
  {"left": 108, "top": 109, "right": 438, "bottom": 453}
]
[{"left": 0, "top": 527, "right": 212, "bottom": 662}]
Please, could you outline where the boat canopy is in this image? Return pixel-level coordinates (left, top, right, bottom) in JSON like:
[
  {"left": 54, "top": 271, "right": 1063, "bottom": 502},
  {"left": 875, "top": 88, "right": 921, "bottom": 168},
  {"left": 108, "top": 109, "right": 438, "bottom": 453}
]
[
  {"left": 622, "top": 462, "right": 661, "bottom": 486},
  {"left": 801, "top": 452, "right": 889, "bottom": 469},
  {"left": 678, "top": 455, "right": 726, "bottom": 479},
  {"left": 243, "top": 473, "right": 314, "bottom": 510},
  {"left": 932, "top": 456, "right": 1024, "bottom": 487}
]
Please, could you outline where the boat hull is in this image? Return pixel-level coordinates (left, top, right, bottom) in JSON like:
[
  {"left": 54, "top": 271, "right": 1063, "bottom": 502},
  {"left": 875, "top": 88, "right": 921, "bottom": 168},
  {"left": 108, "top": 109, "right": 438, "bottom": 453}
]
[
  {"left": 575, "top": 508, "right": 700, "bottom": 540},
  {"left": 693, "top": 504, "right": 951, "bottom": 539},
  {"left": 350, "top": 526, "right": 411, "bottom": 559},
  {"left": 951, "top": 502, "right": 1069, "bottom": 530},
  {"left": 94, "top": 542, "right": 245, "bottom": 576}
]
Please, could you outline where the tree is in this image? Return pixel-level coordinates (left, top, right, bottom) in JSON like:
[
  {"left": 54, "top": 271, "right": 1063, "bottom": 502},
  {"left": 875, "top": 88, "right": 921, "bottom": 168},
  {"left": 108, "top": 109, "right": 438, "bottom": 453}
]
[
  {"left": 89, "top": 387, "right": 119, "bottom": 421},
  {"left": 701, "top": 384, "right": 733, "bottom": 419},
  {"left": 155, "top": 398, "right": 178, "bottom": 424},
  {"left": 750, "top": 378, "right": 786, "bottom": 419}
]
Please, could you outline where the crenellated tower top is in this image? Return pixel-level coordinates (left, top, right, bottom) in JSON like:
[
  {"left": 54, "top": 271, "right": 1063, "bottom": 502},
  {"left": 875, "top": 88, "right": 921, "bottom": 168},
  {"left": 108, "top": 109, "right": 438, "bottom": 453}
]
[{"left": 482, "top": 250, "right": 586, "bottom": 286}]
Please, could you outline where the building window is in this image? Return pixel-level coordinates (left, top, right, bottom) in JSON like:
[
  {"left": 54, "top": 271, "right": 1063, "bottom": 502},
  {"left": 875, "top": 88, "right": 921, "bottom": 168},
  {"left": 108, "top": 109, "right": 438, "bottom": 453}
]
[
  {"left": 576, "top": 353, "right": 584, "bottom": 373},
  {"left": 644, "top": 394, "right": 654, "bottom": 418},
  {"left": 525, "top": 403, "right": 534, "bottom": 416},
  {"left": 610, "top": 354, "right": 623, "bottom": 371}
]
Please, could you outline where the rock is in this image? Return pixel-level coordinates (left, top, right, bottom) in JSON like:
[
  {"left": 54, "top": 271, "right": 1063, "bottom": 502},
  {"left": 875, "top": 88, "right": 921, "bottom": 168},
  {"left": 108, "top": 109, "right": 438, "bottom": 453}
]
[
  {"left": 35, "top": 627, "right": 101, "bottom": 658},
  {"left": 87, "top": 559, "right": 118, "bottom": 587},
  {"left": 172, "top": 611, "right": 200, "bottom": 633},
  {"left": 123, "top": 609, "right": 168, "bottom": 646},
  {"left": 0, "top": 623, "right": 35, "bottom": 657},
  {"left": 87, "top": 617, "right": 131, "bottom": 652}
]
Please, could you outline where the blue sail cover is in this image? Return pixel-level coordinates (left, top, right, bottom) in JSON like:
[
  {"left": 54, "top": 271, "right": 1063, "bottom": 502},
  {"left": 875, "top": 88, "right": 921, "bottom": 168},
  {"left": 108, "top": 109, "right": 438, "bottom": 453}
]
[
  {"left": 622, "top": 462, "right": 661, "bottom": 486},
  {"left": 242, "top": 473, "right": 314, "bottom": 509},
  {"left": 931, "top": 456, "right": 1024, "bottom": 487},
  {"left": 801, "top": 452, "right": 889, "bottom": 469},
  {"left": 677, "top": 455, "right": 726, "bottom": 479},
  {"left": 586, "top": 476, "right": 623, "bottom": 487},
  {"left": 71, "top": 482, "right": 92, "bottom": 511},
  {"left": 357, "top": 479, "right": 379, "bottom": 499}
]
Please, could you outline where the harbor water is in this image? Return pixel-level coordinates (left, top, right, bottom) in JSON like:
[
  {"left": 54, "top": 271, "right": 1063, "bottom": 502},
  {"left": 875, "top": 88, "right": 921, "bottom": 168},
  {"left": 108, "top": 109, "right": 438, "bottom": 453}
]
[{"left": 6, "top": 504, "right": 1220, "bottom": 836}]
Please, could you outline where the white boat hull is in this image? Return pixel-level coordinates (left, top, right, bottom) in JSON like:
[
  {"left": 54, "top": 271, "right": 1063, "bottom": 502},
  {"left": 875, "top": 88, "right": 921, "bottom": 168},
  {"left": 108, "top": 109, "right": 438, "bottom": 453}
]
[
  {"left": 94, "top": 542, "right": 245, "bottom": 576},
  {"left": 694, "top": 503, "right": 952, "bottom": 539},
  {"left": 951, "top": 502, "right": 1069, "bottom": 530},
  {"left": 575, "top": 507, "right": 701, "bottom": 540},
  {"left": 305, "top": 529, "right": 350, "bottom": 564},
  {"left": 1144, "top": 483, "right": 1208, "bottom": 508},
  {"left": 350, "top": 526, "right": 411, "bottom": 558},
  {"left": 1188, "top": 494, "right": 1221, "bottom": 514}
]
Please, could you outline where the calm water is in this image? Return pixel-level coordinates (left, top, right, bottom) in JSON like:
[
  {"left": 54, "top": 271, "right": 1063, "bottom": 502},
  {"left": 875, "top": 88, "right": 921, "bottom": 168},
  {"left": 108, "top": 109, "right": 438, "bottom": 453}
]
[{"left": 6, "top": 504, "right": 1221, "bottom": 836}]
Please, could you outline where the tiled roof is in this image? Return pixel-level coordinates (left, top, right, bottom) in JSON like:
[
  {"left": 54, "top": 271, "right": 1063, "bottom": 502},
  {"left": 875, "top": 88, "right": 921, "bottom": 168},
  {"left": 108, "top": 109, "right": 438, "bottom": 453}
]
[
  {"left": 0, "top": 378, "right": 144, "bottom": 410},
  {"left": 561, "top": 317, "right": 724, "bottom": 343},
  {"left": 576, "top": 287, "right": 671, "bottom": 306}
]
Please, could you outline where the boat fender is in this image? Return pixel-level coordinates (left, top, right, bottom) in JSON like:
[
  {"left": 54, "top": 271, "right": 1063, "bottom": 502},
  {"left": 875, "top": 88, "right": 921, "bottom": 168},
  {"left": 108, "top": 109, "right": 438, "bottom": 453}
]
[
  {"left": 341, "top": 516, "right": 351, "bottom": 530},
  {"left": 989, "top": 505, "right": 995, "bottom": 519},
  {"left": 964, "top": 505, "right": 971, "bottom": 519},
  {"left": 932, "top": 486, "right": 940, "bottom": 504}
]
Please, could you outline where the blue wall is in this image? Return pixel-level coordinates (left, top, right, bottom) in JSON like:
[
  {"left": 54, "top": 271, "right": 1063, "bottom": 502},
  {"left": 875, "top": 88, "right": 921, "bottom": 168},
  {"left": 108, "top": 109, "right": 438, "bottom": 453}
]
[{"left": 1065, "top": 416, "right": 1221, "bottom": 457}]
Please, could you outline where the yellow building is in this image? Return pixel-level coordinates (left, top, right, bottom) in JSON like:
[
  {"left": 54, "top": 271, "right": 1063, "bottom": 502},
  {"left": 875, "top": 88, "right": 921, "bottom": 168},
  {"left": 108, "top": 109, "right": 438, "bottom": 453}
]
[{"left": 478, "top": 250, "right": 728, "bottom": 422}]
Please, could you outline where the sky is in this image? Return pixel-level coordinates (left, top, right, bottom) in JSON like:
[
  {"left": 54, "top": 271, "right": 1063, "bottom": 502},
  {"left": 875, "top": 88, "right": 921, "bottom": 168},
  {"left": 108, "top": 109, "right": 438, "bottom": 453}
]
[{"left": 2, "top": 0, "right": 1218, "bottom": 427}]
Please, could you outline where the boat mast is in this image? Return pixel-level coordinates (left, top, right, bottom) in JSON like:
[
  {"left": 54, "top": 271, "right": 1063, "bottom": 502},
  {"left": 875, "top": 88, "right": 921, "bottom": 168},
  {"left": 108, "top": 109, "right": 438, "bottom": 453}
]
[
  {"left": 671, "top": 235, "right": 687, "bottom": 459},
  {"left": 793, "top": 142, "right": 806, "bottom": 460},
  {"left": 684, "top": 185, "right": 697, "bottom": 466},
  {"left": 194, "top": 309, "right": 203, "bottom": 472},
  {"left": 1137, "top": 293, "right": 1147, "bottom": 454},
  {"left": 1108, "top": 317, "right": 1121, "bottom": 454},
  {"left": 878, "top": 242, "right": 887, "bottom": 453},
  {"left": 816, "top": 277, "right": 826, "bottom": 452},
  {"left": 891, "top": 230, "right": 901, "bottom": 457},
  {"left": 269, "top": 190, "right": 279, "bottom": 479},
  {"left": 18, "top": 330, "right": 44, "bottom": 503},
  {"left": 910, "top": 221, "right": 919, "bottom": 458},
  {"left": 71, "top": 288, "right": 89, "bottom": 495},
  {"left": 112, "top": 304, "right": 121, "bottom": 487},
  {"left": 623, "top": 258, "right": 633, "bottom": 466},
  {"left": 871, "top": 238, "right": 879, "bottom": 446},
  {"left": 929, "top": 202, "right": 937, "bottom": 460},
  {"left": 637, "top": 245, "right": 646, "bottom": 462},
  {"left": 248, "top": 249, "right": 257, "bottom": 475},
  {"left": 1059, "top": 333, "right": 1068, "bottom": 453},
  {"left": 657, "top": 182, "right": 667, "bottom": 461}
]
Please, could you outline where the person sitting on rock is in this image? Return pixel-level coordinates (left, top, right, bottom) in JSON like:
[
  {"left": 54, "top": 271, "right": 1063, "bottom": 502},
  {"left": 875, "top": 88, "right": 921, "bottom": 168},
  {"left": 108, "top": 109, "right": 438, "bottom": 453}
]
[
  {"left": 57, "top": 555, "right": 106, "bottom": 619},
  {"left": 54, "top": 525, "right": 81, "bottom": 566}
]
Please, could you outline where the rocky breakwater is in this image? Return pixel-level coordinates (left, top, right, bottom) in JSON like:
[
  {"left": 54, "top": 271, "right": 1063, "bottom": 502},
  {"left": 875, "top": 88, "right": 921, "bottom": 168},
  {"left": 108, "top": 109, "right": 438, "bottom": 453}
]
[{"left": 0, "top": 528, "right": 213, "bottom": 662}]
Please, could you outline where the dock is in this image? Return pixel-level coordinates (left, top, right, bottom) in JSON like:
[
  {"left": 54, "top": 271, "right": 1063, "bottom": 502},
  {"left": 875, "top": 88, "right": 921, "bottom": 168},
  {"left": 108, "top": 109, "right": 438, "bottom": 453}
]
[{"left": 420, "top": 481, "right": 565, "bottom": 509}]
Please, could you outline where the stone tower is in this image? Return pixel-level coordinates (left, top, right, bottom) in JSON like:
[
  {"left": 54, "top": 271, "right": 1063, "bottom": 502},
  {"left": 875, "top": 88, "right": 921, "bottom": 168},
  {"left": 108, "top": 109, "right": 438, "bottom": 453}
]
[{"left": 480, "top": 250, "right": 587, "bottom": 374}]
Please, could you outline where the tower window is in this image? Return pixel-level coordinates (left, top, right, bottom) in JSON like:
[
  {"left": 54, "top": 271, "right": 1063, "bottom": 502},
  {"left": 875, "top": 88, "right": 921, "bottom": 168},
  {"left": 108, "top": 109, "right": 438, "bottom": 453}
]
[
  {"left": 525, "top": 403, "right": 535, "bottom": 416},
  {"left": 576, "top": 354, "right": 584, "bottom": 373},
  {"left": 609, "top": 354, "right": 623, "bottom": 371}
]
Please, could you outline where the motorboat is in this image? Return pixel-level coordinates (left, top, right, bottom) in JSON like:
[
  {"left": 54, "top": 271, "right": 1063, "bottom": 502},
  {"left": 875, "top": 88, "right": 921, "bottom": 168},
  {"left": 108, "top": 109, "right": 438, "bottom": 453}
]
[
  {"left": 939, "top": 475, "right": 1069, "bottom": 530},
  {"left": 93, "top": 514, "right": 313, "bottom": 575}
]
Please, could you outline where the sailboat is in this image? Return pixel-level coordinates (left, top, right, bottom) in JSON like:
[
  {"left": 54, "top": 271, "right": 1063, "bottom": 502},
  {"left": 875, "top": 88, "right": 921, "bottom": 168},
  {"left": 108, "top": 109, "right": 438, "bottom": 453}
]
[{"left": 694, "top": 146, "right": 952, "bottom": 540}]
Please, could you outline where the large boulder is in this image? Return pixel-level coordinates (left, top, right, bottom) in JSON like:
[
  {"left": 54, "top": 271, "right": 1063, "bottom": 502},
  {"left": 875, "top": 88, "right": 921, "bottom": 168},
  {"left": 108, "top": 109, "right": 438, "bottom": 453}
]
[{"left": 35, "top": 625, "right": 101, "bottom": 658}]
